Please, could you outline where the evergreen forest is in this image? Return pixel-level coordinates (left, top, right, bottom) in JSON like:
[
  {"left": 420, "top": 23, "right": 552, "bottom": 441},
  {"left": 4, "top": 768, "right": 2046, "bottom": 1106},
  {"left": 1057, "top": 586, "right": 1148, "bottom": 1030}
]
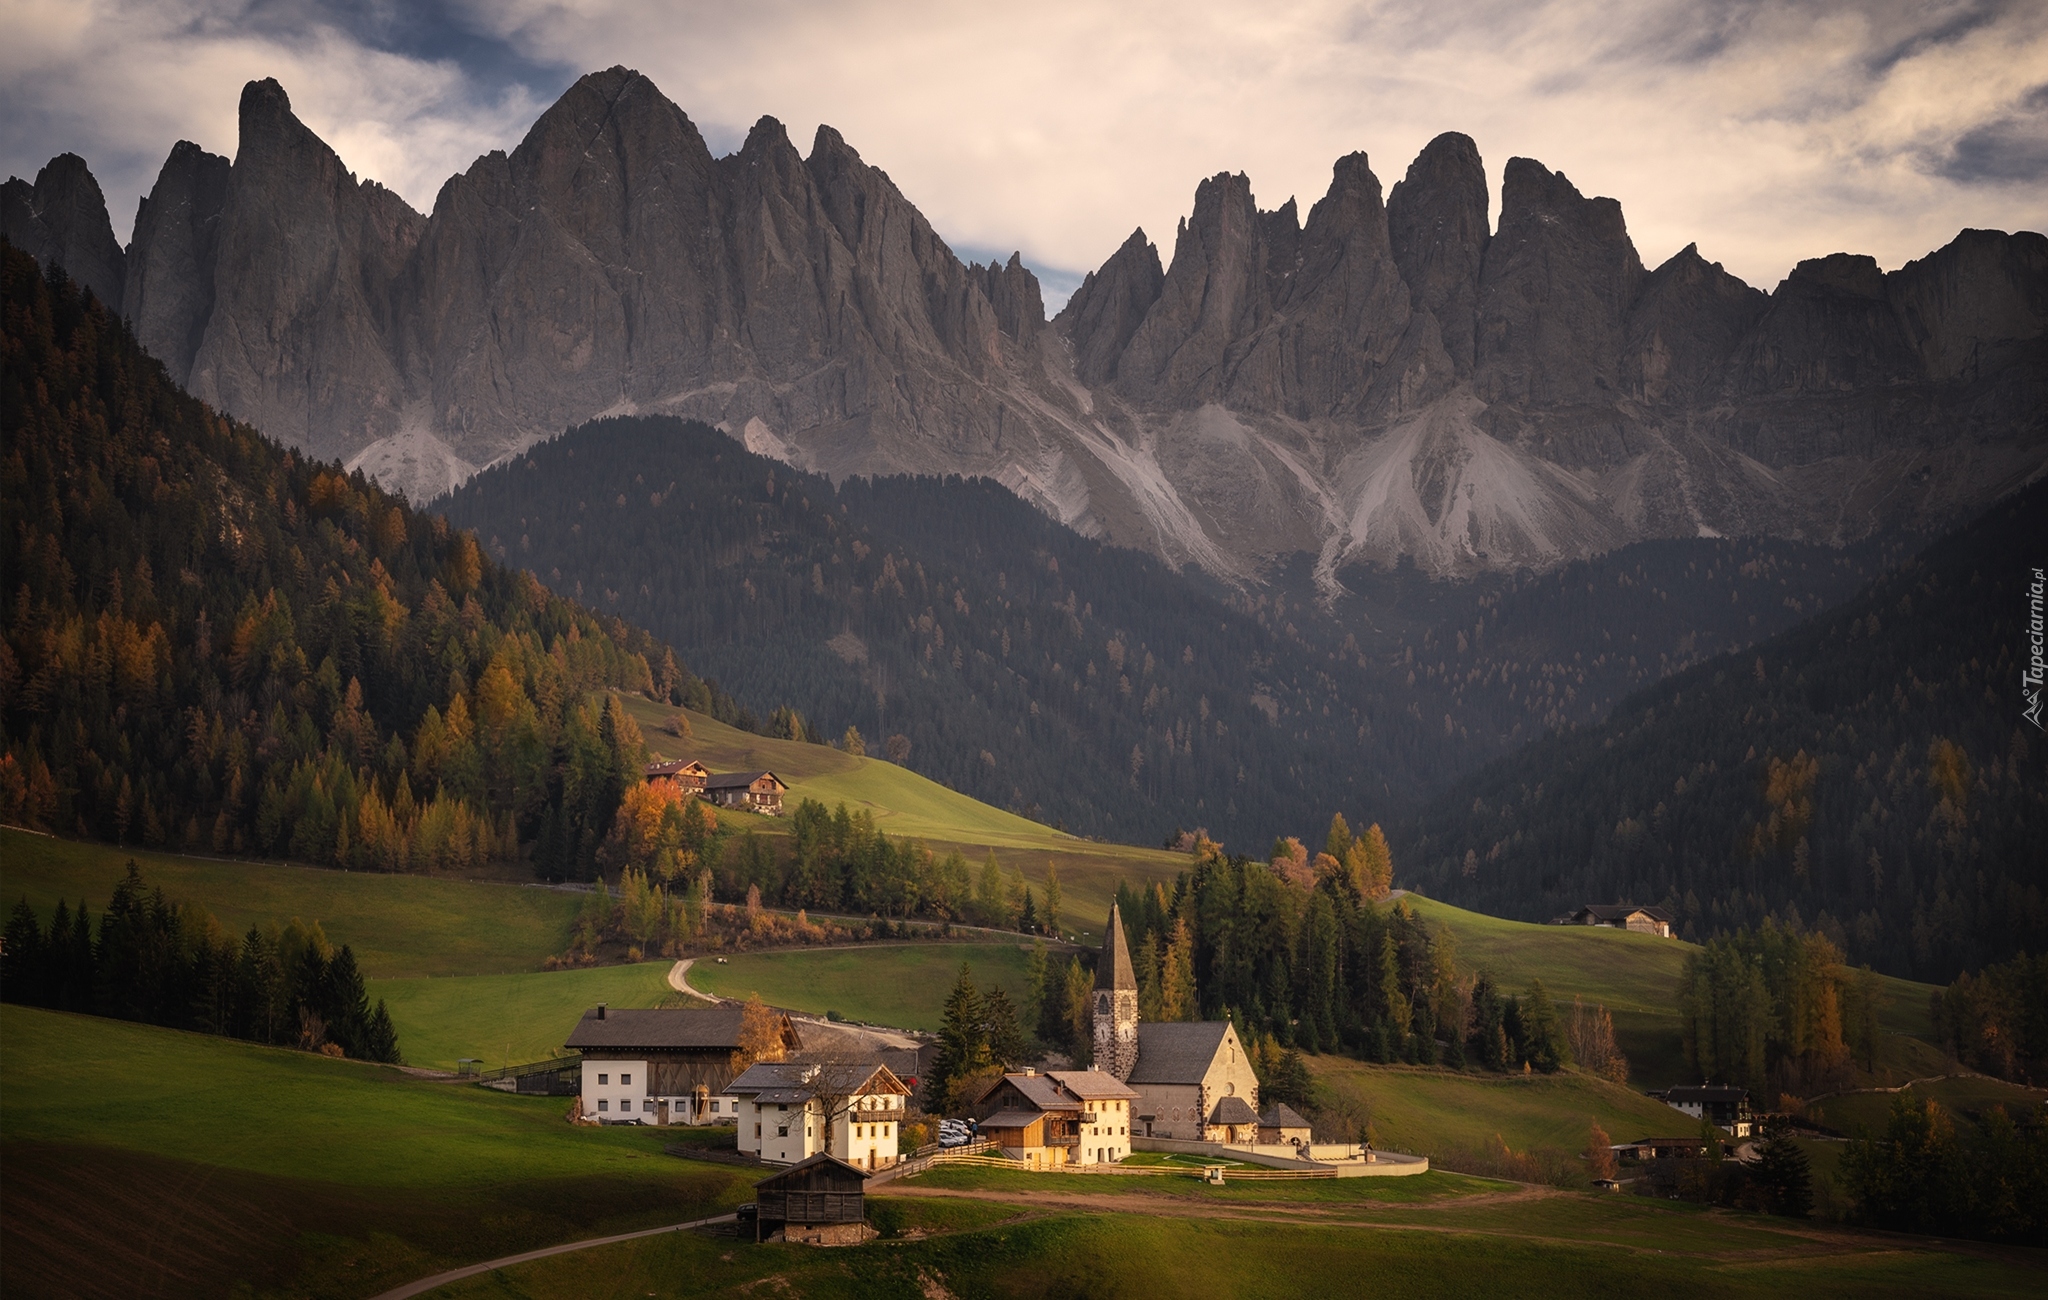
[{"left": 1401, "top": 483, "right": 2048, "bottom": 982}]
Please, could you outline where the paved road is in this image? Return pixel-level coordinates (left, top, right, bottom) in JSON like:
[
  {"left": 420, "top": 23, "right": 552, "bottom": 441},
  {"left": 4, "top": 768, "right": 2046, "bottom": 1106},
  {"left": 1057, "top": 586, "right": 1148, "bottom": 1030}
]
[{"left": 368, "top": 1213, "right": 736, "bottom": 1299}]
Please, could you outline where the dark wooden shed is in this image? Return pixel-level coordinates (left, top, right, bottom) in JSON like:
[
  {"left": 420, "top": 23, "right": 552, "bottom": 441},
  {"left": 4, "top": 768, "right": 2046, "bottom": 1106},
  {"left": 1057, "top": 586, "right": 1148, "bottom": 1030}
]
[{"left": 753, "top": 1153, "right": 870, "bottom": 1245}]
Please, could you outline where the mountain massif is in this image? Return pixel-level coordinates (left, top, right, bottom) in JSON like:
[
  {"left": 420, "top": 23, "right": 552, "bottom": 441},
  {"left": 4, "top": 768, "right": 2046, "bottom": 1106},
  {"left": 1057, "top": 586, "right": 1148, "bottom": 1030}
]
[{"left": 8, "top": 67, "right": 2044, "bottom": 585}]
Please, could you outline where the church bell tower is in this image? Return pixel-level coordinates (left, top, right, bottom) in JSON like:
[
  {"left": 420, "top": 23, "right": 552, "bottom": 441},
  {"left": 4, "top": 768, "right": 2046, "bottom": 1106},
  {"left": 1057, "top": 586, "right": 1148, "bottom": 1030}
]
[{"left": 1094, "top": 903, "right": 1140, "bottom": 1080}]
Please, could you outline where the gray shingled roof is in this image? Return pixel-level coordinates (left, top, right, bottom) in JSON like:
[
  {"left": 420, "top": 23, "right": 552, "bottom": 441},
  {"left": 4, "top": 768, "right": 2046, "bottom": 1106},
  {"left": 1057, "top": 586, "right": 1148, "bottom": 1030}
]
[
  {"left": 1128, "top": 1022, "right": 1231, "bottom": 1084},
  {"left": 1259, "top": 1102, "right": 1310, "bottom": 1129},
  {"left": 1001, "top": 1072, "right": 1081, "bottom": 1111},
  {"left": 1209, "top": 1095, "right": 1258, "bottom": 1125},
  {"left": 979, "top": 1109, "right": 1049, "bottom": 1130},
  {"left": 564, "top": 1003, "right": 753, "bottom": 1051},
  {"left": 1096, "top": 903, "right": 1137, "bottom": 991},
  {"left": 727, "top": 1059, "right": 906, "bottom": 1099},
  {"left": 1047, "top": 1069, "right": 1139, "bottom": 1100}
]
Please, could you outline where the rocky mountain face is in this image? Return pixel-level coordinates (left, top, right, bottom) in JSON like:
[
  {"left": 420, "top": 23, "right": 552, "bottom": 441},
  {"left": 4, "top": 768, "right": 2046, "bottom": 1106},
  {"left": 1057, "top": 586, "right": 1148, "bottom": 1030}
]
[{"left": 7, "top": 67, "right": 2044, "bottom": 583}]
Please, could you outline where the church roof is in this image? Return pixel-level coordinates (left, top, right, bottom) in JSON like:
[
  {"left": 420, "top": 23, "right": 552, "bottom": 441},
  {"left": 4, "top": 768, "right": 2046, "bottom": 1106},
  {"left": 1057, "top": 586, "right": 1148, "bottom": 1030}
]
[
  {"left": 1128, "top": 1022, "right": 1233, "bottom": 1085},
  {"left": 1096, "top": 903, "right": 1137, "bottom": 992}
]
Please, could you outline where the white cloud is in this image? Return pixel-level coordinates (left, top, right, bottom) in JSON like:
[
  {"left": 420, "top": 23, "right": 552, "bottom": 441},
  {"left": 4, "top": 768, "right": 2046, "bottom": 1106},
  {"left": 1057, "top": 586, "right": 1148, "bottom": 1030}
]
[{"left": 5, "top": 0, "right": 2044, "bottom": 292}]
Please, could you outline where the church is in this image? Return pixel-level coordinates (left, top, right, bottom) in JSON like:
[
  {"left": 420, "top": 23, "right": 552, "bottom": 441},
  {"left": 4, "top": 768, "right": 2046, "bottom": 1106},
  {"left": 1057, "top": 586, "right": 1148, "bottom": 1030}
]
[{"left": 1092, "top": 904, "right": 1263, "bottom": 1143}]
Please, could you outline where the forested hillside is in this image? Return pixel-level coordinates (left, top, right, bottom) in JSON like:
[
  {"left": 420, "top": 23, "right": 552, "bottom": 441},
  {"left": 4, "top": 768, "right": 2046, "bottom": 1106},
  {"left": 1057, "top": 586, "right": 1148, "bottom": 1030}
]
[
  {"left": 444, "top": 416, "right": 1442, "bottom": 844},
  {"left": 0, "top": 241, "right": 731, "bottom": 880},
  {"left": 1402, "top": 483, "right": 2048, "bottom": 982},
  {"left": 443, "top": 416, "right": 1878, "bottom": 846}
]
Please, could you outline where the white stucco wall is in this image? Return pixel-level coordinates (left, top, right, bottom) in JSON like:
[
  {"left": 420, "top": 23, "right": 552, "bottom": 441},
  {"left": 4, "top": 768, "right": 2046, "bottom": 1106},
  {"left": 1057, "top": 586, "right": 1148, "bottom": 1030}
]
[{"left": 580, "top": 1058, "right": 649, "bottom": 1120}]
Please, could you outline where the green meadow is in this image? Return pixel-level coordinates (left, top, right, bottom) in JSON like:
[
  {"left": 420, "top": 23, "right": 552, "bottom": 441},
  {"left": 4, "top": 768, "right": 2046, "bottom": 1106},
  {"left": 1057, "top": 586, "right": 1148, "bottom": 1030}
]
[
  {"left": 0, "top": 1005, "right": 749, "bottom": 1299},
  {"left": 0, "top": 827, "right": 579, "bottom": 978},
  {"left": 1308, "top": 1055, "right": 1694, "bottom": 1161},
  {"left": 369, "top": 961, "right": 682, "bottom": 1071},
  {"left": 418, "top": 1187, "right": 2040, "bottom": 1300},
  {"left": 688, "top": 941, "right": 1039, "bottom": 1032}
]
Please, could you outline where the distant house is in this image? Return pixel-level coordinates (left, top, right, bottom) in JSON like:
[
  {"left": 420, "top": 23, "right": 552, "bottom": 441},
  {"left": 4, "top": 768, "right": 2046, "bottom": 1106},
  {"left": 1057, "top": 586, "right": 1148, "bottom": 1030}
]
[
  {"left": 1258, "top": 1102, "right": 1313, "bottom": 1147},
  {"left": 1126, "top": 1021, "right": 1262, "bottom": 1142},
  {"left": 644, "top": 759, "right": 710, "bottom": 795},
  {"left": 750, "top": 1153, "right": 870, "bottom": 1245},
  {"left": 564, "top": 1002, "right": 801, "bottom": 1125},
  {"left": 971, "top": 1069, "right": 1137, "bottom": 1168},
  {"left": 725, "top": 1059, "right": 911, "bottom": 1169},
  {"left": 705, "top": 770, "right": 788, "bottom": 815},
  {"left": 1555, "top": 904, "right": 1674, "bottom": 938},
  {"left": 1654, "top": 1085, "right": 1754, "bottom": 1136}
]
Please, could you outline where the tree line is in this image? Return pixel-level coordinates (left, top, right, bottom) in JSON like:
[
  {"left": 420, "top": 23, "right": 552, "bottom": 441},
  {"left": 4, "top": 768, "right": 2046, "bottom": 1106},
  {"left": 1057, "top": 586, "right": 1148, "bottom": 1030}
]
[
  {"left": 0, "top": 242, "right": 749, "bottom": 884},
  {"left": 1676, "top": 920, "right": 1880, "bottom": 1096},
  {"left": 1932, "top": 951, "right": 2048, "bottom": 1084},
  {"left": 1, "top": 862, "right": 398, "bottom": 1062}
]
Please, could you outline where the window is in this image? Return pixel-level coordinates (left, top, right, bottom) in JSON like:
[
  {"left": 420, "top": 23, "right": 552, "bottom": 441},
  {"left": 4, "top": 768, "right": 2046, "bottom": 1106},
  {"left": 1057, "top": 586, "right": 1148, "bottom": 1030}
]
[
  {"left": 755, "top": 1124, "right": 762, "bottom": 1137},
  {"left": 621, "top": 1073, "right": 631, "bottom": 1085},
  {"left": 711, "top": 1101, "right": 720, "bottom": 1113},
  {"left": 777, "top": 1126, "right": 789, "bottom": 1137},
  {"left": 598, "top": 1099, "right": 609, "bottom": 1112},
  {"left": 597, "top": 1073, "right": 608, "bottom": 1085},
  {"left": 777, "top": 1103, "right": 788, "bottom": 1112}
]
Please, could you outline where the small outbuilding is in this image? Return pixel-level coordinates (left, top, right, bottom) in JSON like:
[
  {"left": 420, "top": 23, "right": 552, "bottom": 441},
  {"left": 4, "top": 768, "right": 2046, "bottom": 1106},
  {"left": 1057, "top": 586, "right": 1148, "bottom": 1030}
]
[
  {"left": 752, "top": 1153, "right": 871, "bottom": 1245},
  {"left": 1257, "top": 1102, "right": 1313, "bottom": 1147}
]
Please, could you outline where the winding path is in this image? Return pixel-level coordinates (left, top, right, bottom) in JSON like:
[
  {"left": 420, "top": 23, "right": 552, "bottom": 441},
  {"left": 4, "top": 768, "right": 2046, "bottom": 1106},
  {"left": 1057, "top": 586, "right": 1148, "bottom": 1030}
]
[
  {"left": 668, "top": 957, "right": 925, "bottom": 1051},
  {"left": 368, "top": 1213, "right": 736, "bottom": 1299}
]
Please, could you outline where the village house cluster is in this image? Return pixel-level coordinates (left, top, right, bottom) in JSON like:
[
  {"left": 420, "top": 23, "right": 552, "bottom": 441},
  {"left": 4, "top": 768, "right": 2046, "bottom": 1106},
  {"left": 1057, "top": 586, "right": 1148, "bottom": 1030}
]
[
  {"left": 562, "top": 905, "right": 1419, "bottom": 1196},
  {"left": 645, "top": 758, "right": 789, "bottom": 815}
]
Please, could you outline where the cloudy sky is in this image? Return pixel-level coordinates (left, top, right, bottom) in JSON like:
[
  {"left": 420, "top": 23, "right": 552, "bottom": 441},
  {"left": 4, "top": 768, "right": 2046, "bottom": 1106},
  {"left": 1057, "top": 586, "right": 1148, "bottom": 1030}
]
[{"left": 5, "top": 0, "right": 2044, "bottom": 306}]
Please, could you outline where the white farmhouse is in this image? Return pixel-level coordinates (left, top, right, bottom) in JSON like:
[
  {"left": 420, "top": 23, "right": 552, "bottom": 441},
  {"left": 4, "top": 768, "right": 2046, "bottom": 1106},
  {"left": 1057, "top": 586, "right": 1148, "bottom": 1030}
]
[{"left": 725, "top": 1060, "right": 912, "bottom": 1170}]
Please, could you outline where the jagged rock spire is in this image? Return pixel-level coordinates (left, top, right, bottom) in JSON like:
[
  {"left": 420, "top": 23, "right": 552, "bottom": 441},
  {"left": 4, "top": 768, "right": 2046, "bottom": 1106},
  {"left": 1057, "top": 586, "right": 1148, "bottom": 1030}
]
[{"left": 1096, "top": 902, "right": 1137, "bottom": 992}]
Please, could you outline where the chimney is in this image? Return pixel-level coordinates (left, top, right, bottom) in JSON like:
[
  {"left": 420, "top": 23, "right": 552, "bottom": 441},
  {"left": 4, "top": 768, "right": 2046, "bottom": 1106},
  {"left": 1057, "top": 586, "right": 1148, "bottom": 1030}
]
[{"left": 597, "top": 1003, "right": 607, "bottom": 1020}]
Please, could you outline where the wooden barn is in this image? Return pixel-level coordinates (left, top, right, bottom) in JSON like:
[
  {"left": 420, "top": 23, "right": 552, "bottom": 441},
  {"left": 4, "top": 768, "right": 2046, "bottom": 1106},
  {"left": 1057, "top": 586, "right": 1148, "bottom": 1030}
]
[
  {"left": 751, "top": 1153, "right": 871, "bottom": 1245},
  {"left": 564, "top": 1002, "right": 801, "bottom": 1125}
]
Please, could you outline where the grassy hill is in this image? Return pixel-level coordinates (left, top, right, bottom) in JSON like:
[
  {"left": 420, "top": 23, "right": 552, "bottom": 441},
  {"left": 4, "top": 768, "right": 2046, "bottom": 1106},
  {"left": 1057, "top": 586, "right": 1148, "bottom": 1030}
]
[
  {"left": 626, "top": 693, "right": 1192, "bottom": 934},
  {"left": 688, "top": 942, "right": 1041, "bottom": 1032},
  {"left": 1400, "top": 894, "right": 1943, "bottom": 1088},
  {"left": 0, "top": 1005, "right": 748, "bottom": 1299},
  {"left": 0, "top": 828, "right": 579, "bottom": 978},
  {"left": 369, "top": 962, "right": 681, "bottom": 1072}
]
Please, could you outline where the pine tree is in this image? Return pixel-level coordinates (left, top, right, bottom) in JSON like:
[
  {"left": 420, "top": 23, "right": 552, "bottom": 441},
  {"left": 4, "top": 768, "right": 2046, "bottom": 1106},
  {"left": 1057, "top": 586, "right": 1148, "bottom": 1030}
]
[
  {"left": 1042, "top": 865, "right": 1062, "bottom": 938},
  {"left": 1522, "top": 980, "right": 1570, "bottom": 1073},
  {"left": 1751, "top": 1121, "right": 1813, "bottom": 1217},
  {"left": 1161, "top": 917, "right": 1198, "bottom": 1021},
  {"left": 983, "top": 986, "right": 1026, "bottom": 1068},
  {"left": 929, "top": 964, "right": 991, "bottom": 1113}
]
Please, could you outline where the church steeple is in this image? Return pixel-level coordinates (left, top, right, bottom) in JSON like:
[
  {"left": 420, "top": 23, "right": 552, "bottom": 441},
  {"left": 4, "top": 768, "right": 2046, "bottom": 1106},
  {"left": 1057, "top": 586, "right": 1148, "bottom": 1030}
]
[
  {"left": 1093, "top": 903, "right": 1140, "bottom": 1080},
  {"left": 1097, "top": 902, "right": 1137, "bottom": 993}
]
